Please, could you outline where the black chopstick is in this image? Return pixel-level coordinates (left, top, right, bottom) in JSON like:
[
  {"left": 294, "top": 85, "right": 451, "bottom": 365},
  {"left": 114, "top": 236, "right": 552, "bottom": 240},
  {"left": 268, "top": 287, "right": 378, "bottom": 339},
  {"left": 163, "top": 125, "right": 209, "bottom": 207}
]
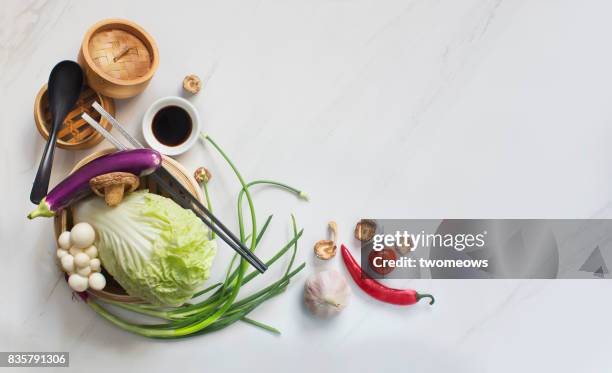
[
  {"left": 84, "top": 104, "right": 268, "bottom": 273},
  {"left": 151, "top": 171, "right": 267, "bottom": 273}
]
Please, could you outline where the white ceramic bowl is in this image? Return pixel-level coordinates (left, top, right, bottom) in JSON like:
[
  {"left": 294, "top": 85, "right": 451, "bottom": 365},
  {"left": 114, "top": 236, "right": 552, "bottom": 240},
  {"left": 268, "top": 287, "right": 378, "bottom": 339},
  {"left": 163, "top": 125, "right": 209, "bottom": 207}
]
[{"left": 142, "top": 96, "right": 200, "bottom": 156}]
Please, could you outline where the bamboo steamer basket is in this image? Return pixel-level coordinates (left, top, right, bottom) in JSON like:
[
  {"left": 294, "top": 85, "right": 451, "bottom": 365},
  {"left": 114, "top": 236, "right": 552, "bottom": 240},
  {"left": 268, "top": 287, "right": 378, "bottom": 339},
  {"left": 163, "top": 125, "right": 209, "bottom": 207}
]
[
  {"left": 78, "top": 19, "right": 159, "bottom": 99},
  {"left": 34, "top": 84, "right": 115, "bottom": 150},
  {"left": 53, "top": 149, "right": 204, "bottom": 303}
]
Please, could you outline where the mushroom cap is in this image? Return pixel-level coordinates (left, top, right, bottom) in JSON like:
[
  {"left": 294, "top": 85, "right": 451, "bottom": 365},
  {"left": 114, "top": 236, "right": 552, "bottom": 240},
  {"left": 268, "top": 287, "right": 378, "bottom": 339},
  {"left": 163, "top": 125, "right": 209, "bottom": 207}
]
[
  {"left": 354, "top": 219, "right": 377, "bottom": 242},
  {"left": 183, "top": 74, "right": 202, "bottom": 94},
  {"left": 89, "top": 172, "right": 139, "bottom": 196},
  {"left": 314, "top": 240, "right": 337, "bottom": 260}
]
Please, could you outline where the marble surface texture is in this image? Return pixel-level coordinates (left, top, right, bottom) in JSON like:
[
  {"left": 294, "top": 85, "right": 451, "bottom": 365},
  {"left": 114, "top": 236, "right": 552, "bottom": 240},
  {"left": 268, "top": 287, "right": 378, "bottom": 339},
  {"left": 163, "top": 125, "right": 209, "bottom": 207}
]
[{"left": 2, "top": 0, "right": 612, "bottom": 372}]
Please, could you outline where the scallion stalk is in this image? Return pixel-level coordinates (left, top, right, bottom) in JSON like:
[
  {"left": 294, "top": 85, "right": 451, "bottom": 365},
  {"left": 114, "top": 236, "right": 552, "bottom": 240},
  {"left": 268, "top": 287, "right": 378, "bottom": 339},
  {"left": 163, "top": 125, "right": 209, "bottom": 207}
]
[{"left": 85, "top": 134, "right": 307, "bottom": 338}]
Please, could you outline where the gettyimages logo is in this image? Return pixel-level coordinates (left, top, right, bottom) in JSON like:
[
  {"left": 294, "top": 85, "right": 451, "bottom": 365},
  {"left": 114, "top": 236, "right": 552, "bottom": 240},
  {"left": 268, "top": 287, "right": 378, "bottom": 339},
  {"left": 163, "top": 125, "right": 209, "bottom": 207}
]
[
  {"left": 372, "top": 230, "right": 487, "bottom": 252},
  {"left": 360, "top": 219, "right": 612, "bottom": 279},
  {"left": 368, "top": 229, "right": 490, "bottom": 276}
]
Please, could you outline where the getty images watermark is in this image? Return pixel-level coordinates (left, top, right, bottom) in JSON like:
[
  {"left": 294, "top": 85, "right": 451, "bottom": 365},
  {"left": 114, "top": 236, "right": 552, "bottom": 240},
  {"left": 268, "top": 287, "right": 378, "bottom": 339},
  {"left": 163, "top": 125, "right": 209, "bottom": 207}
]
[
  {"left": 0, "top": 352, "right": 69, "bottom": 367},
  {"left": 359, "top": 219, "right": 612, "bottom": 279},
  {"left": 371, "top": 229, "right": 489, "bottom": 269}
]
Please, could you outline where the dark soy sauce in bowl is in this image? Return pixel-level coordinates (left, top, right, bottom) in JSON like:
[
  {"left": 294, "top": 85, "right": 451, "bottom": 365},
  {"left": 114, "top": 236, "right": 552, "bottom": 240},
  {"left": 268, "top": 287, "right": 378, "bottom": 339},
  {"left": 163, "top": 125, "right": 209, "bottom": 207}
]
[{"left": 152, "top": 105, "right": 192, "bottom": 146}]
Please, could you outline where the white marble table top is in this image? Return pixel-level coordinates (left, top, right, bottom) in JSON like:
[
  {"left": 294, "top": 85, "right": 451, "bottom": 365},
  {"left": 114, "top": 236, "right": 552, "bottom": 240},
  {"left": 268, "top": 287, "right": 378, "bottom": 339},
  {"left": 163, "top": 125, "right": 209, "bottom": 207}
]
[{"left": 2, "top": 1, "right": 612, "bottom": 372}]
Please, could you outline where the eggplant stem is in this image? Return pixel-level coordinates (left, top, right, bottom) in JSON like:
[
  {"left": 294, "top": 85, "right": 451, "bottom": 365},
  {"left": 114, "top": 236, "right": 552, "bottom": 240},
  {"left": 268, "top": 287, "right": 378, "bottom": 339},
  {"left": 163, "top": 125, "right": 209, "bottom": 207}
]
[{"left": 27, "top": 198, "right": 54, "bottom": 219}]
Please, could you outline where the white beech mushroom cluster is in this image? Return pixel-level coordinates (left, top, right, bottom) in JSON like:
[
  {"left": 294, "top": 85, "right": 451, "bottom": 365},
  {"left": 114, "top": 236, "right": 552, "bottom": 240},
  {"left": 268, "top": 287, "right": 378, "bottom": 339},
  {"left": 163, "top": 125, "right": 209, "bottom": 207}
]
[{"left": 56, "top": 222, "right": 106, "bottom": 292}]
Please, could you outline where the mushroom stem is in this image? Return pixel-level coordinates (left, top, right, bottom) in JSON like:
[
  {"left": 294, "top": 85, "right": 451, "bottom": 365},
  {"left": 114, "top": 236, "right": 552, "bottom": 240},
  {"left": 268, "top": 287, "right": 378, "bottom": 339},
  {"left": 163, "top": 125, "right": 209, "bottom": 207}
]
[
  {"left": 90, "top": 172, "right": 139, "bottom": 207},
  {"left": 104, "top": 184, "right": 125, "bottom": 206},
  {"left": 328, "top": 221, "right": 338, "bottom": 243}
]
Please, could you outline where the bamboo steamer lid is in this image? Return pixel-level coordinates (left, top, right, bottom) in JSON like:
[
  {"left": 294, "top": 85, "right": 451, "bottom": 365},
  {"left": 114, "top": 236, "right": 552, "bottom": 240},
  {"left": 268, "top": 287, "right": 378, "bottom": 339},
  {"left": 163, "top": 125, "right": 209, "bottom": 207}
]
[
  {"left": 34, "top": 84, "right": 115, "bottom": 150},
  {"left": 78, "top": 19, "right": 159, "bottom": 99},
  {"left": 53, "top": 149, "right": 204, "bottom": 303}
]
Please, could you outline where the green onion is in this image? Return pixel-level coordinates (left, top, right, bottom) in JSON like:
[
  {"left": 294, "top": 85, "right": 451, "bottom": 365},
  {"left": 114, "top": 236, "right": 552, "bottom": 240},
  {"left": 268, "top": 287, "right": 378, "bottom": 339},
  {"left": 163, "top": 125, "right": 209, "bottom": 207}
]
[
  {"left": 201, "top": 179, "right": 215, "bottom": 239},
  {"left": 85, "top": 134, "right": 307, "bottom": 338}
]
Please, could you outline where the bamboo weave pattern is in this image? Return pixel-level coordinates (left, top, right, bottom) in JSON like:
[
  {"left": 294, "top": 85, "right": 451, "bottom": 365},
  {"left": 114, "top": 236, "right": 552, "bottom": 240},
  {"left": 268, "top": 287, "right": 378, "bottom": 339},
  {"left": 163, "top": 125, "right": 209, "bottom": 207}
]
[{"left": 88, "top": 29, "right": 152, "bottom": 80}]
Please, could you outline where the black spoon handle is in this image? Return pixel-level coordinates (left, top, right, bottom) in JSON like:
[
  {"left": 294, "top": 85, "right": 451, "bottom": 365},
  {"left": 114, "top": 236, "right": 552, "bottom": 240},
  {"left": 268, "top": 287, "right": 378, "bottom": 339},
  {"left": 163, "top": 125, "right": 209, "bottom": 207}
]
[{"left": 30, "top": 119, "right": 61, "bottom": 204}]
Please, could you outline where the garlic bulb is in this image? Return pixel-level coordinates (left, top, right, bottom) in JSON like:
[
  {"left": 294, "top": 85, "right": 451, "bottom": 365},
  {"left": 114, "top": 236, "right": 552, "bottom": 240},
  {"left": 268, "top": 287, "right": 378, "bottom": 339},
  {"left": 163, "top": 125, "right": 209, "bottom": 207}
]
[{"left": 304, "top": 270, "right": 350, "bottom": 318}]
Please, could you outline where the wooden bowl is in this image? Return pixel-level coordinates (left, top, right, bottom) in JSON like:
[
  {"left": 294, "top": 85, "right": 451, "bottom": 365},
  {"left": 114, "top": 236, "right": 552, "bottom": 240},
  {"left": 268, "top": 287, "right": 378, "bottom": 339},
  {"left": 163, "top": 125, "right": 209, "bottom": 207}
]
[
  {"left": 78, "top": 19, "right": 159, "bottom": 99},
  {"left": 53, "top": 149, "right": 203, "bottom": 303},
  {"left": 34, "top": 84, "right": 115, "bottom": 150}
]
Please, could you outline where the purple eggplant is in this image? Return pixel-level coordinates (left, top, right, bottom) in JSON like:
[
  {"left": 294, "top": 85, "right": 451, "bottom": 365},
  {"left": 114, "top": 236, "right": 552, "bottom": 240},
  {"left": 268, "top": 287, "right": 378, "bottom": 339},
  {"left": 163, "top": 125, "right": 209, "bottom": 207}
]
[{"left": 28, "top": 149, "right": 162, "bottom": 219}]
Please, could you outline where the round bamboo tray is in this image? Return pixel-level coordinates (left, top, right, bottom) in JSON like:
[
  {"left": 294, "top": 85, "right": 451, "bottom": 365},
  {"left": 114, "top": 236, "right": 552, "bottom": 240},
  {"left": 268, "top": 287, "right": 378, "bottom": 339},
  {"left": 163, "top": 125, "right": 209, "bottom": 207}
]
[
  {"left": 34, "top": 84, "right": 115, "bottom": 150},
  {"left": 53, "top": 149, "right": 204, "bottom": 303},
  {"left": 78, "top": 19, "right": 159, "bottom": 99}
]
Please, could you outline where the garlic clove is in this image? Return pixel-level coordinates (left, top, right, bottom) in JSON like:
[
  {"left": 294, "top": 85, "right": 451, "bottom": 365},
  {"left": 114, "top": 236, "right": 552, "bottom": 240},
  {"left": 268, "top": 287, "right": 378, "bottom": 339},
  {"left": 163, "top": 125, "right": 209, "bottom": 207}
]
[{"left": 304, "top": 270, "right": 351, "bottom": 318}]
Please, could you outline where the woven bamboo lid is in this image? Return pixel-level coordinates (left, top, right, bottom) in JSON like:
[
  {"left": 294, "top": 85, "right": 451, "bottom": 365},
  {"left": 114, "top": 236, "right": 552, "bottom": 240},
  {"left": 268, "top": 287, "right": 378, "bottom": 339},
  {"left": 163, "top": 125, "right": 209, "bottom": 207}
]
[
  {"left": 79, "top": 19, "right": 159, "bottom": 99},
  {"left": 88, "top": 29, "right": 151, "bottom": 80},
  {"left": 34, "top": 84, "right": 115, "bottom": 150}
]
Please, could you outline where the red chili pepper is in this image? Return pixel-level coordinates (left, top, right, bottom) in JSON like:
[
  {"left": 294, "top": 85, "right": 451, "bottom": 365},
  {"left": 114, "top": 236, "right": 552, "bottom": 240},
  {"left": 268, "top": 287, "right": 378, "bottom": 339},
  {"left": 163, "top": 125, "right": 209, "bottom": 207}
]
[{"left": 341, "top": 244, "right": 434, "bottom": 306}]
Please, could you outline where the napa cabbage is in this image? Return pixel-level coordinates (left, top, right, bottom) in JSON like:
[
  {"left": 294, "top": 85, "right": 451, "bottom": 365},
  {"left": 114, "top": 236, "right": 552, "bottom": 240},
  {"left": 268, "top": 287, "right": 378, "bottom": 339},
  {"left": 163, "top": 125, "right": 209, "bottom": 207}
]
[{"left": 73, "top": 190, "right": 216, "bottom": 306}]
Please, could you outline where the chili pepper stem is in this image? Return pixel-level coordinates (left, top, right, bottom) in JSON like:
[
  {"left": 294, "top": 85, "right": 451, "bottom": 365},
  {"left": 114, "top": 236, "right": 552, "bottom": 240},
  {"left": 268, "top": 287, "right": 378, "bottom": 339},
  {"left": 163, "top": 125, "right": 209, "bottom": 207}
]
[{"left": 416, "top": 293, "right": 435, "bottom": 305}]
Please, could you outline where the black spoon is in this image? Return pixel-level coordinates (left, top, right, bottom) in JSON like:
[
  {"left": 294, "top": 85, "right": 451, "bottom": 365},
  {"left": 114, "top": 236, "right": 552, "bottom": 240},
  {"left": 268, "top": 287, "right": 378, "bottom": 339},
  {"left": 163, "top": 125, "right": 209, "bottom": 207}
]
[{"left": 30, "top": 61, "right": 83, "bottom": 204}]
